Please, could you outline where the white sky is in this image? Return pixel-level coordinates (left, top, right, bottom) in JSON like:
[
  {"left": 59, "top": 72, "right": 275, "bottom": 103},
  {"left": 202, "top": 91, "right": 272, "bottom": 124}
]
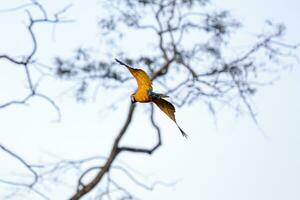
[{"left": 0, "top": 0, "right": 300, "bottom": 199}]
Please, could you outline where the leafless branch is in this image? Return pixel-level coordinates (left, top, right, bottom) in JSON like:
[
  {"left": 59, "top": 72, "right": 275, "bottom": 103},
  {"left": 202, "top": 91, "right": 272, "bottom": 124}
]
[
  {"left": 0, "top": 0, "right": 72, "bottom": 112},
  {"left": 118, "top": 104, "right": 162, "bottom": 155},
  {"left": 0, "top": 144, "right": 38, "bottom": 187},
  {"left": 0, "top": 1, "right": 73, "bottom": 198},
  {"left": 71, "top": 61, "right": 167, "bottom": 199},
  {"left": 1, "top": 0, "right": 299, "bottom": 199},
  {"left": 0, "top": 145, "right": 50, "bottom": 200}
]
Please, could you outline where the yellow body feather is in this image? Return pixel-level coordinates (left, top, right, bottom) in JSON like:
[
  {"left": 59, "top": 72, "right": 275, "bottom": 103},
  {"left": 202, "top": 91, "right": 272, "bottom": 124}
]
[{"left": 126, "top": 67, "right": 152, "bottom": 102}]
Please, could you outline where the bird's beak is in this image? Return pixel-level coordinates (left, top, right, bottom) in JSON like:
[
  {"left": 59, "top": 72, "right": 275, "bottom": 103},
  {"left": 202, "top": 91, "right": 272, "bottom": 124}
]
[
  {"left": 131, "top": 99, "right": 136, "bottom": 104},
  {"left": 130, "top": 96, "right": 136, "bottom": 104}
]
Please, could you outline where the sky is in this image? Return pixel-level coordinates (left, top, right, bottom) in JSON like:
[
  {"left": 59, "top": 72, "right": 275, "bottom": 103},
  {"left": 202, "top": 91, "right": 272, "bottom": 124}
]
[{"left": 0, "top": 0, "right": 300, "bottom": 200}]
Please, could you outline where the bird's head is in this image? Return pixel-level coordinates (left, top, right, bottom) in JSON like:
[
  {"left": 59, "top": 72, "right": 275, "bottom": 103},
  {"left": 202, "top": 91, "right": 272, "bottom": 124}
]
[{"left": 130, "top": 94, "right": 137, "bottom": 104}]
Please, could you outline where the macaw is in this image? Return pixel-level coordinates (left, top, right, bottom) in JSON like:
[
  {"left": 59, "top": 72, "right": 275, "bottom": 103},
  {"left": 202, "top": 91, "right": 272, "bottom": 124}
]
[{"left": 115, "top": 59, "right": 188, "bottom": 138}]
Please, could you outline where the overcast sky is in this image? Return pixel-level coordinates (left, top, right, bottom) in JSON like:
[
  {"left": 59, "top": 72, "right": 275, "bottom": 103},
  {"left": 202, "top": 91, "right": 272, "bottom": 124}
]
[{"left": 0, "top": 0, "right": 300, "bottom": 199}]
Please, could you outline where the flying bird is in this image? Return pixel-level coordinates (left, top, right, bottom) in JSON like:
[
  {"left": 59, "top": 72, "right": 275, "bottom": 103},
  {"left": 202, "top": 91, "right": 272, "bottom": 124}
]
[{"left": 115, "top": 58, "right": 188, "bottom": 138}]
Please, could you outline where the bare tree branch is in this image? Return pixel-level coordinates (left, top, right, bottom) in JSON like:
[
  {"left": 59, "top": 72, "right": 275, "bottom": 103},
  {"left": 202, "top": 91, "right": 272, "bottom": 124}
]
[
  {"left": 71, "top": 61, "right": 167, "bottom": 199},
  {"left": 118, "top": 104, "right": 162, "bottom": 155},
  {"left": 0, "top": 0, "right": 72, "bottom": 112},
  {"left": 70, "top": 103, "right": 136, "bottom": 199},
  {"left": 0, "top": 144, "right": 38, "bottom": 187},
  {"left": 1, "top": 0, "right": 299, "bottom": 199}
]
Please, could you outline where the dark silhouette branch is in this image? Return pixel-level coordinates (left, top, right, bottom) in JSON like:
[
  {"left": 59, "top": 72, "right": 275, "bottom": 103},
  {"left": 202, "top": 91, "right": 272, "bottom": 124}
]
[
  {"left": 118, "top": 104, "right": 161, "bottom": 155},
  {"left": 68, "top": 1, "right": 299, "bottom": 199},
  {"left": 1, "top": 0, "right": 299, "bottom": 199},
  {"left": 0, "top": 144, "right": 38, "bottom": 187},
  {"left": 0, "top": 144, "right": 50, "bottom": 199},
  {"left": 71, "top": 61, "right": 166, "bottom": 199},
  {"left": 0, "top": 1, "right": 72, "bottom": 198},
  {"left": 0, "top": 0, "right": 71, "bottom": 112},
  {"left": 77, "top": 166, "right": 103, "bottom": 192},
  {"left": 112, "top": 165, "right": 176, "bottom": 191},
  {"left": 70, "top": 103, "right": 136, "bottom": 199}
]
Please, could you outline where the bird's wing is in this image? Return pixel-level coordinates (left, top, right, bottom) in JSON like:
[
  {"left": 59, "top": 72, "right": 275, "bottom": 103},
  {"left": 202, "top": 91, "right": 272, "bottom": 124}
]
[
  {"left": 115, "top": 59, "right": 152, "bottom": 92},
  {"left": 153, "top": 98, "right": 188, "bottom": 138}
]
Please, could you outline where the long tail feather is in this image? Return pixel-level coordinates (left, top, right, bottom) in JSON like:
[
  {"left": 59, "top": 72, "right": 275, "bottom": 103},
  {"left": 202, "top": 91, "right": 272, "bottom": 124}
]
[
  {"left": 115, "top": 58, "right": 131, "bottom": 68},
  {"left": 177, "top": 124, "right": 189, "bottom": 138},
  {"left": 153, "top": 98, "right": 188, "bottom": 138}
]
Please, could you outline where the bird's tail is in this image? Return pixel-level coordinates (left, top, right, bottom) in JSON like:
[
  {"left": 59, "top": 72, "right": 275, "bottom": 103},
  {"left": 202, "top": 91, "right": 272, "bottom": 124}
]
[
  {"left": 115, "top": 58, "right": 131, "bottom": 68},
  {"left": 177, "top": 124, "right": 189, "bottom": 138}
]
